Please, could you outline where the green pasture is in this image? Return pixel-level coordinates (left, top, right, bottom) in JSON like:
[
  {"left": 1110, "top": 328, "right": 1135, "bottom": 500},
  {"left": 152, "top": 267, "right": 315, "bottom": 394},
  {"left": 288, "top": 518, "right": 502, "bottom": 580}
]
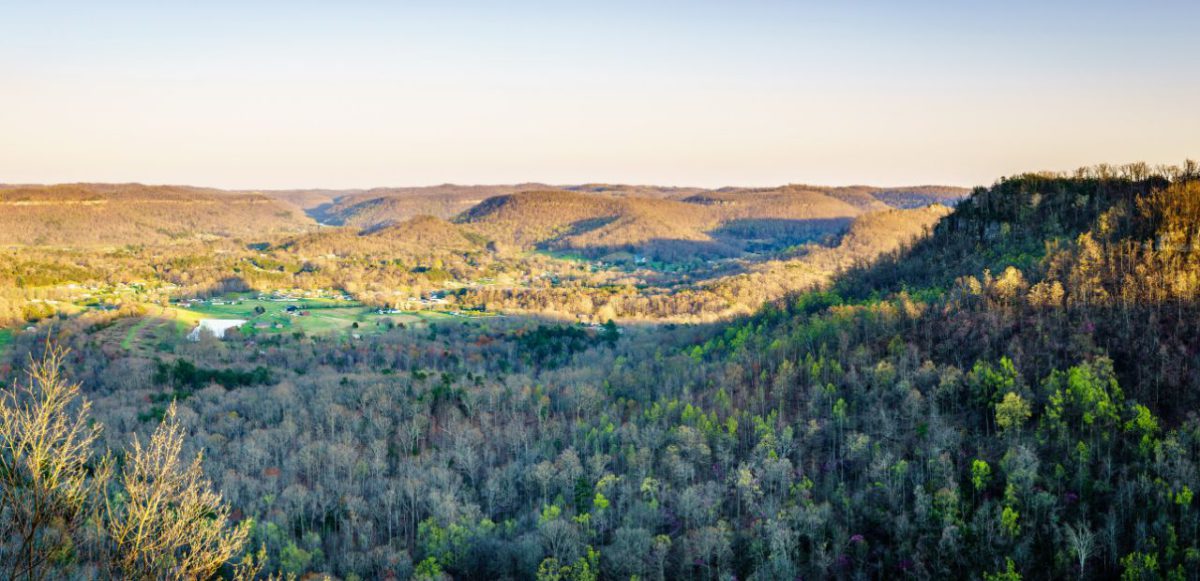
[
  {"left": 165, "top": 294, "right": 488, "bottom": 340},
  {"left": 179, "top": 295, "right": 355, "bottom": 319},
  {"left": 90, "top": 292, "right": 503, "bottom": 351}
]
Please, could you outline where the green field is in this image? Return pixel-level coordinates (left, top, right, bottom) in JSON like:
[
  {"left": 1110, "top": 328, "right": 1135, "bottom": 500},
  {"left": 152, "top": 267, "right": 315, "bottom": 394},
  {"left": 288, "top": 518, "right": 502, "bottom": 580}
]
[
  {"left": 81, "top": 292, "right": 505, "bottom": 352},
  {"left": 121, "top": 318, "right": 151, "bottom": 350},
  {"left": 180, "top": 294, "right": 352, "bottom": 319},
  {"left": 0, "top": 329, "right": 13, "bottom": 355},
  {"left": 160, "top": 294, "right": 495, "bottom": 341}
]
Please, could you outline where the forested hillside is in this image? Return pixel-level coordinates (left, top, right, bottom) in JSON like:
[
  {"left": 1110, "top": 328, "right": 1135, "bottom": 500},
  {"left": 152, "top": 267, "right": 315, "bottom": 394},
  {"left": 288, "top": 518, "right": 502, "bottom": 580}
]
[
  {"left": 284, "top": 215, "right": 483, "bottom": 256},
  {"left": 0, "top": 184, "right": 314, "bottom": 246},
  {"left": 291, "top": 183, "right": 966, "bottom": 235},
  {"left": 463, "top": 205, "right": 952, "bottom": 321},
  {"left": 3, "top": 163, "right": 1196, "bottom": 579},
  {"left": 456, "top": 186, "right": 937, "bottom": 261},
  {"left": 302, "top": 185, "right": 549, "bottom": 229},
  {"left": 695, "top": 164, "right": 1200, "bottom": 578}
]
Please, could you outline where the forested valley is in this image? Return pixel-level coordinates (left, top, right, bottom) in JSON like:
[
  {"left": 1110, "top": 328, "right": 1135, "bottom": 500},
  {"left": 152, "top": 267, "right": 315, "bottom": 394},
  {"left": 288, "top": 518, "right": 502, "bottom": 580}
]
[
  {"left": 3, "top": 164, "right": 1200, "bottom": 579},
  {"left": 0, "top": 183, "right": 958, "bottom": 326}
]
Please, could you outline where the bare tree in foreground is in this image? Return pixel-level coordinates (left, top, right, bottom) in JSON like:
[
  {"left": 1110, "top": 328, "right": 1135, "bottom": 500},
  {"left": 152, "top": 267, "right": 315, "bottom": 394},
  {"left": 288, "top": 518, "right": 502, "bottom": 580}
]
[
  {"left": 0, "top": 346, "right": 110, "bottom": 580},
  {"left": 1, "top": 345, "right": 259, "bottom": 579},
  {"left": 105, "top": 402, "right": 251, "bottom": 580}
]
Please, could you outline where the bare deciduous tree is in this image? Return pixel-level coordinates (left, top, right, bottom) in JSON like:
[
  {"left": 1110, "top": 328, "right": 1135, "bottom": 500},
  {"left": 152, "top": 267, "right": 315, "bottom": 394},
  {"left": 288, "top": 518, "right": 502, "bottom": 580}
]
[
  {"left": 0, "top": 346, "right": 110, "bottom": 580},
  {"left": 104, "top": 402, "right": 250, "bottom": 580},
  {"left": 1064, "top": 521, "right": 1095, "bottom": 579}
]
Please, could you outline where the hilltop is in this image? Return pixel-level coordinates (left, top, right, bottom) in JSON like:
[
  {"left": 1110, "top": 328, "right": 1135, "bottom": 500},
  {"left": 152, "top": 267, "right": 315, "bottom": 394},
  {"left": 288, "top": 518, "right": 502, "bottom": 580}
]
[
  {"left": 456, "top": 185, "right": 965, "bottom": 260},
  {"left": 279, "top": 183, "right": 967, "bottom": 247},
  {"left": 457, "top": 190, "right": 717, "bottom": 255},
  {"left": 0, "top": 183, "right": 314, "bottom": 246},
  {"left": 271, "top": 184, "right": 553, "bottom": 228},
  {"left": 282, "top": 214, "right": 483, "bottom": 257}
]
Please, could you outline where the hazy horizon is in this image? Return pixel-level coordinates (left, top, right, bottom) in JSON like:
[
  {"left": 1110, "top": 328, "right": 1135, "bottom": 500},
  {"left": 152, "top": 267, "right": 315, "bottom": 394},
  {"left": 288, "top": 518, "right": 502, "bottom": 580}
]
[
  {"left": 2, "top": 1, "right": 1197, "bottom": 189},
  {"left": 1, "top": 178, "right": 978, "bottom": 192}
]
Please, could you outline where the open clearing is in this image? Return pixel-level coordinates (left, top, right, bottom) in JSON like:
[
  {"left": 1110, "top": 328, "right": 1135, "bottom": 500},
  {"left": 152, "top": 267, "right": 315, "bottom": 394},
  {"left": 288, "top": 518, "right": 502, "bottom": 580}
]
[
  {"left": 106, "top": 293, "right": 497, "bottom": 351},
  {"left": 57, "top": 292, "right": 503, "bottom": 354}
]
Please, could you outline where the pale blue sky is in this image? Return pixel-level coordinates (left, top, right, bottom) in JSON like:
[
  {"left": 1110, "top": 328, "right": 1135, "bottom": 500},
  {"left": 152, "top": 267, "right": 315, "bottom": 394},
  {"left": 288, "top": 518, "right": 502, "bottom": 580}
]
[{"left": 1, "top": 1, "right": 1197, "bottom": 188}]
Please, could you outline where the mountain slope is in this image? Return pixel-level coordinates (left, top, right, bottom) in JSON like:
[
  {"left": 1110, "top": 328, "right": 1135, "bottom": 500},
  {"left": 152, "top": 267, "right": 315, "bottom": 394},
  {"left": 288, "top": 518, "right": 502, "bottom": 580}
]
[
  {"left": 687, "top": 165, "right": 1200, "bottom": 578},
  {"left": 296, "top": 184, "right": 552, "bottom": 228},
  {"left": 303, "top": 183, "right": 967, "bottom": 254},
  {"left": 457, "top": 187, "right": 910, "bottom": 259},
  {"left": 368, "top": 215, "right": 481, "bottom": 253},
  {"left": 0, "top": 183, "right": 313, "bottom": 246},
  {"left": 280, "top": 214, "right": 482, "bottom": 257},
  {"left": 457, "top": 190, "right": 731, "bottom": 258}
]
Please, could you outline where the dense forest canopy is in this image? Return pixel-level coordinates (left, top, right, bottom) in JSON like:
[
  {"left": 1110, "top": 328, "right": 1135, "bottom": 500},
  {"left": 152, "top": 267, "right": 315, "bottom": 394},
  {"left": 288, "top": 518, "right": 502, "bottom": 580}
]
[{"left": 2, "top": 163, "right": 1200, "bottom": 579}]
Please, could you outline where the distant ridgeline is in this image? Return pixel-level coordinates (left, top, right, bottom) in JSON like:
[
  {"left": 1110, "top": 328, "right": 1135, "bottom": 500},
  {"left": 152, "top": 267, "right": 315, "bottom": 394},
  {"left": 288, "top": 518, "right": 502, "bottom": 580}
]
[
  {"left": 302, "top": 183, "right": 966, "bottom": 231},
  {"left": 0, "top": 181, "right": 963, "bottom": 258},
  {"left": 0, "top": 180, "right": 967, "bottom": 325},
  {"left": 320, "top": 184, "right": 968, "bottom": 261},
  {"left": 0, "top": 183, "right": 314, "bottom": 245}
]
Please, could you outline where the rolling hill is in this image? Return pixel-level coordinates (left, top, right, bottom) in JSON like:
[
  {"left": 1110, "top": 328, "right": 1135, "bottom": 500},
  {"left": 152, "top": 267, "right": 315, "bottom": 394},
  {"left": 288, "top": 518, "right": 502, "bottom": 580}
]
[
  {"left": 280, "top": 184, "right": 553, "bottom": 229},
  {"left": 0, "top": 180, "right": 965, "bottom": 262},
  {"left": 455, "top": 185, "right": 963, "bottom": 260},
  {"left": 283, "top": 183, "right": 968, "bottom": 247},
  {"left": 456, "top": 190, "right": 714, "bottom": 253},
  {"left": 280, "top": 214, "right": 482, "bottom": 257},
  {"left": 0, "top": 183, "right": 314, "bottom": 246}
]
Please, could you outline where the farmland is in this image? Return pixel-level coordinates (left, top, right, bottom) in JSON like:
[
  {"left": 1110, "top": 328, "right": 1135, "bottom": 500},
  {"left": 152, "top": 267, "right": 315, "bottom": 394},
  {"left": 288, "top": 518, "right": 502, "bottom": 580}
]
[
  {"left": 140, "top": 294, "right": 497, "bottom": 345},
  {"left": 1, "top": 290, "right": 506, "bottom": 357}
]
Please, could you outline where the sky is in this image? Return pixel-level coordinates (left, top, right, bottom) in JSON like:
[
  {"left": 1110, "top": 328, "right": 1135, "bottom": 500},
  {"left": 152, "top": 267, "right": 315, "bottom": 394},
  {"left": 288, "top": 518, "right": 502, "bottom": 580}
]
[{"left": 1, "top": 1, "right": 1198, "bottom": 190}]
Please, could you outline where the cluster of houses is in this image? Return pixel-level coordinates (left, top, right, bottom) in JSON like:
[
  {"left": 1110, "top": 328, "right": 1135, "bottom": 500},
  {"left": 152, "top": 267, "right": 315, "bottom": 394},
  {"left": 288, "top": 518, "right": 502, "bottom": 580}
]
[
  {"left": 176, "top": 289, "right": 354, "bottom": 309},
  {"left": 375, "top": 292, "right": 450, "bottom": 314},
  {"left": 177, "top": 297, "right": 242, "bottom": 308},
  {"left": 51, "top": 281, "right": 180, "bottom": 310},
  {"left": 257, "top": 289, "right": 354, "bottom": 302},
  {"left": 409, "top": 295, "right": 449, "bottom": 307},
  {"left": 284, "top": 305, "right": 311, "bottom": 317}
]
